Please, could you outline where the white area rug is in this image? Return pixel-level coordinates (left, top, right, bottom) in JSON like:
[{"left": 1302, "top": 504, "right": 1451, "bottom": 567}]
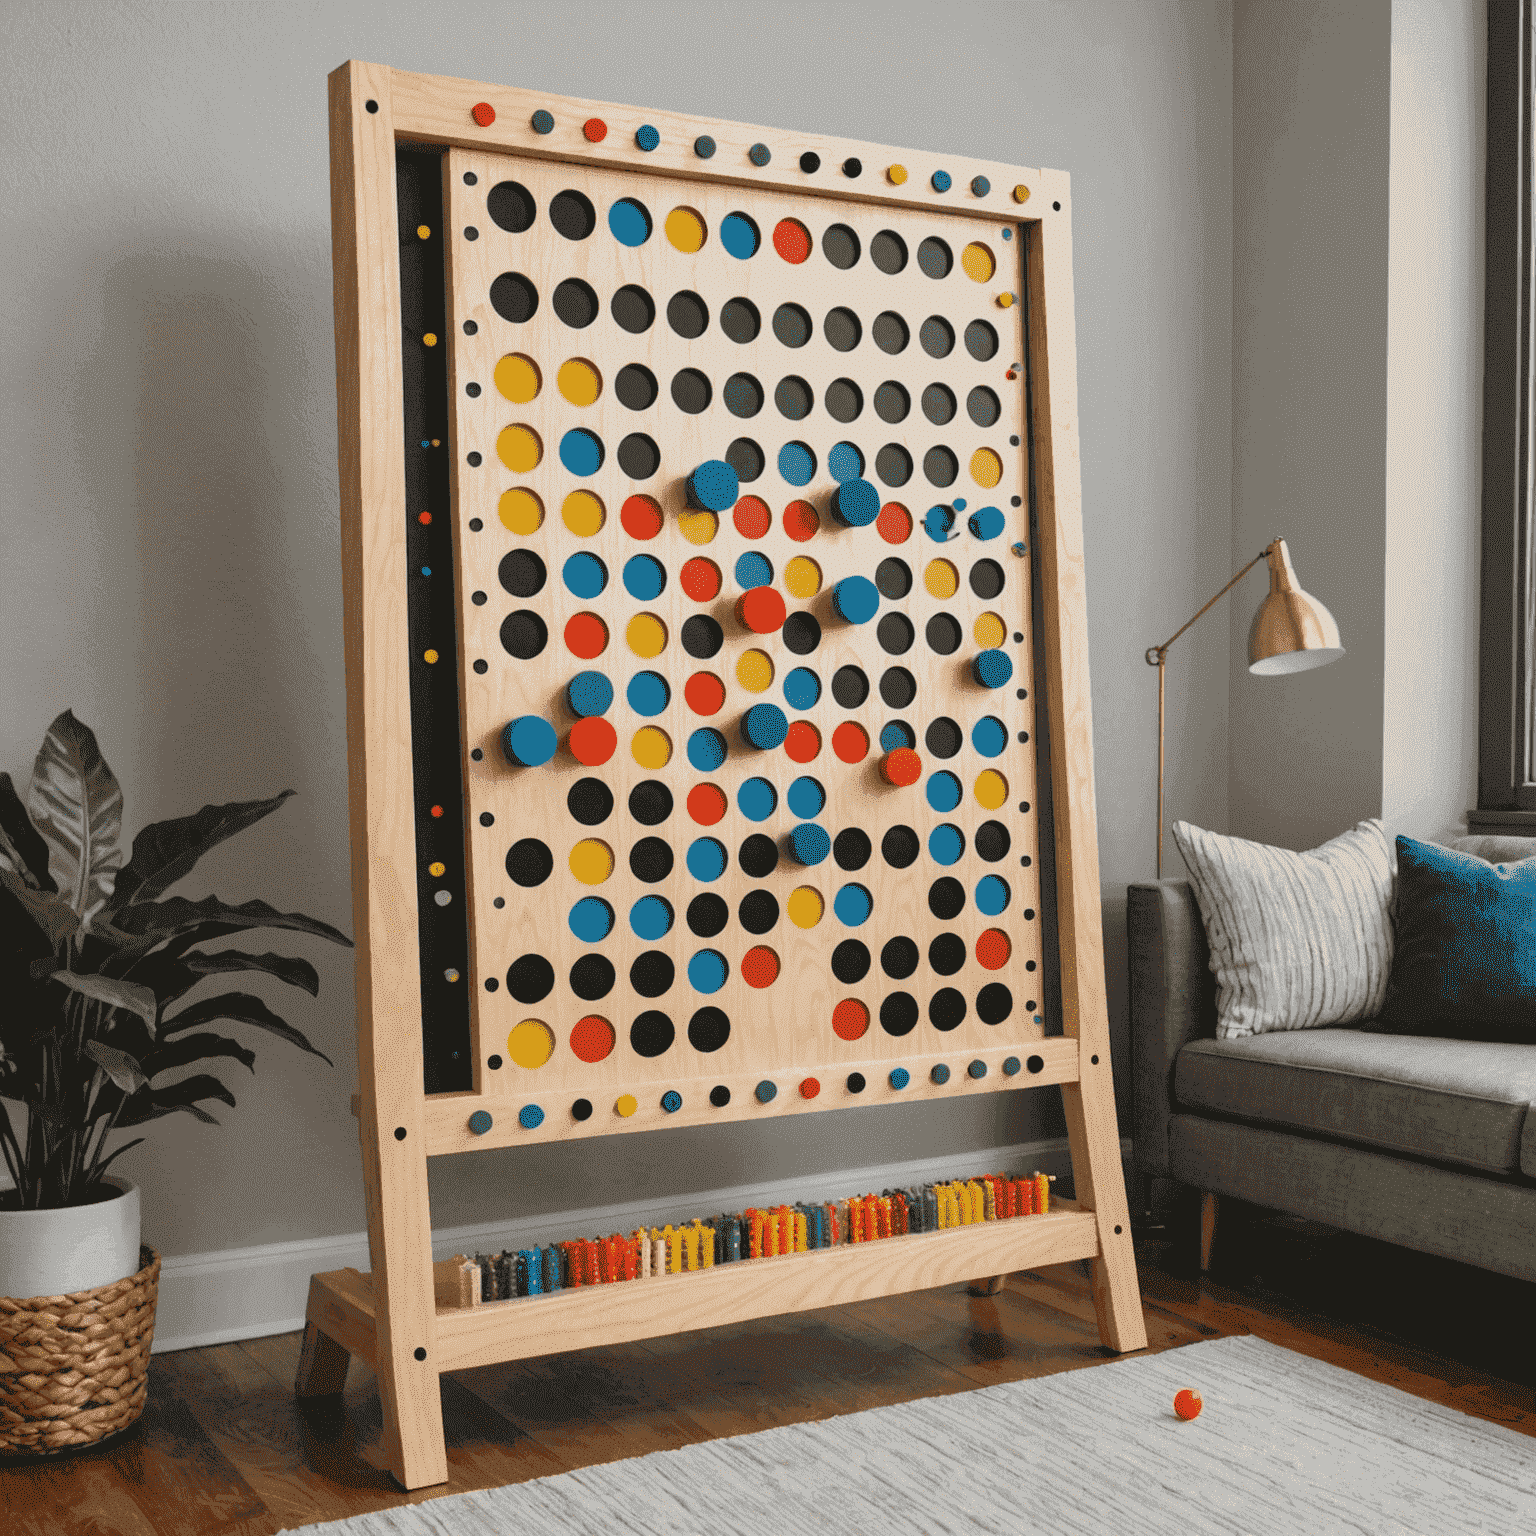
[{"left": 281, "top": 1336, "right": 1535, "bottom": 1534}]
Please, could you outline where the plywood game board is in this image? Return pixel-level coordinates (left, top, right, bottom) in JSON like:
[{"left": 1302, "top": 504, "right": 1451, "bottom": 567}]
[{"left": 299, "top": 61, "right": 1145, "bottom": 1491}]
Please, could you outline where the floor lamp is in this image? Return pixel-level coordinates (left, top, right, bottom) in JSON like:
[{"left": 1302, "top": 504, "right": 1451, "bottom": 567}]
[{"left": 1146, "top": 537, "right": 1344, "bottom": 878}]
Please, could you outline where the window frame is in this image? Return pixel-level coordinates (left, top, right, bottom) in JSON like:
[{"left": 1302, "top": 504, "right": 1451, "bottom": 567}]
[{"left": 1475, "top": 0, "right": 1536, "bottom": 831}]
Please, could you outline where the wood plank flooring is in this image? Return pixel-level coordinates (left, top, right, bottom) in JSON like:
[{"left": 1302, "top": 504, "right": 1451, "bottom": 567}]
[{"left": 4, "top": 1200, "right": 1533, "bottom": 1535}]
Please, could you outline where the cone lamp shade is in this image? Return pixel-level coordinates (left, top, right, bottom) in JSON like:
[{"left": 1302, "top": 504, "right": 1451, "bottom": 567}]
[{"left": 1247, "top": 538, "right": 1345, "bottom": 675}]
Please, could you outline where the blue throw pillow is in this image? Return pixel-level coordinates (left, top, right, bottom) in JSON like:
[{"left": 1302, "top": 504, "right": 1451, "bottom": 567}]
[{"left": 1375, "top": 835, "right": 1536, "bottom": 1040}]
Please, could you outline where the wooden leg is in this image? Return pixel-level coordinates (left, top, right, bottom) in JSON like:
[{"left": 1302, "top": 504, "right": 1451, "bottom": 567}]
[
  {"left": 294, "top": 1319, "right": 352, "bottom": 1398},
  {"left": 967, "top": 1274, "right": 1007, "bottom": 1296},
  {"left": 1200, "top": 1191, "right": 1219, "bottom": 1272}
]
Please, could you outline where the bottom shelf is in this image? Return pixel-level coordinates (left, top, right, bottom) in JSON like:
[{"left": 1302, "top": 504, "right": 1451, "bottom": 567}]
[{"left": 306, "top": 1201, "right": 1101, "bottom": 1376}]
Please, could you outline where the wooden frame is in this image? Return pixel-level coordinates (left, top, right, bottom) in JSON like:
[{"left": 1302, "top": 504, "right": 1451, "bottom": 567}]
[
  {"left": 1476, "top": 0, "right": 1536, "bottom": 831},
  {"left": 300, "top": 60, "right": 1145, "bottom": 1491}
]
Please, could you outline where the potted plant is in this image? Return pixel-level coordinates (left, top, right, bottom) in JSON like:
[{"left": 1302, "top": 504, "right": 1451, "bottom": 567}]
[{"left": 0, "top": 709, "right": 349, "bottom": 1451}]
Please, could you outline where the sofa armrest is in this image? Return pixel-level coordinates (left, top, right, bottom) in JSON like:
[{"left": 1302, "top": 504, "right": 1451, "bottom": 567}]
[{"left": 1128, "top": 880, "right": 1217, "bottom": 1177}]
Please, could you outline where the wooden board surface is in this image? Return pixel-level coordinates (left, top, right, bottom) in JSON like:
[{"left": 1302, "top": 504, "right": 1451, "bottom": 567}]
[{"left": 437, "top": 147, "right": 1042, "bottom": 1141}]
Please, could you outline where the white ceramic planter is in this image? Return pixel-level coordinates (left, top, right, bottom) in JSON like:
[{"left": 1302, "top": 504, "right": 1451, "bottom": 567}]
[{"left": 0, "top": 1177, "right": 142, "bottom": 1298}]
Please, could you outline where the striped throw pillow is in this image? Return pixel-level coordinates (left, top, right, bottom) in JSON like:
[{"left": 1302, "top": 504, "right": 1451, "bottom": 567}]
[{"left": 1171, "top": 819, "right": 1396, "bottom": 1039}]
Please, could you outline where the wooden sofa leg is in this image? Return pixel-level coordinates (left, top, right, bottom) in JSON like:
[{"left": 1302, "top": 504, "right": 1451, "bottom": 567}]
[{"left": 1199, "top": 1192, "right": 1219, "bottom": 1273}]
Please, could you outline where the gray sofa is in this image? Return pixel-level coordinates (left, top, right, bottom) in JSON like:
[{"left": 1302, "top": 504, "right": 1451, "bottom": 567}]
[{"left": 1128, "top": 838, "right": 1536, "bottom": 1283}]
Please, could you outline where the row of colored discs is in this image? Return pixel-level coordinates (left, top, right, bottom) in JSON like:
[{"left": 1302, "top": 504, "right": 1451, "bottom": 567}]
[{"left": 471, "top": 1048, "right": 1043, "bottom": 1138}]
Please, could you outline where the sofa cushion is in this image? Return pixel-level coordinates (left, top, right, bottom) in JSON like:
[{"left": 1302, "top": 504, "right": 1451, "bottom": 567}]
[
  {"left": 1170, "top": 818, "right": 1394, "bottom": 1040},
  {"left": 1174, "top": 1029, "right": 1536, "bottom": 1175},
  {"left": 1374, "top": 836, "right": 1536, "bottom": 1043}
]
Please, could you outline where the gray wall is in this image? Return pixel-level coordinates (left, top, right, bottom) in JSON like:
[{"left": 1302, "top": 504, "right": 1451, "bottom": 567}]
[{"left": 2, "top": 0, "right": 1226, "bottom": 1262}]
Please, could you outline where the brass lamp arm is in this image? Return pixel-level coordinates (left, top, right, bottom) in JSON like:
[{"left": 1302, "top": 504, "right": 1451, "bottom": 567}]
[{"left": 1144, "top": 542, "right": 1276, "bottom": 667}]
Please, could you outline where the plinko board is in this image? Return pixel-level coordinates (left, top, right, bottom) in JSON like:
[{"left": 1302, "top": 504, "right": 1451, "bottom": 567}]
[
  {"left": 444, "top": 148, "right": 1044, "bottom": 1142},
  {"left": 304, "top": 61, "right": 1145, "bottom": 1492}
]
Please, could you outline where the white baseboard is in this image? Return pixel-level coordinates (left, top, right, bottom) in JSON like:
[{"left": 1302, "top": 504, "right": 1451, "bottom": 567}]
[{"left": 153, "top": 1136, "right": 1121, "bottom": 1355}]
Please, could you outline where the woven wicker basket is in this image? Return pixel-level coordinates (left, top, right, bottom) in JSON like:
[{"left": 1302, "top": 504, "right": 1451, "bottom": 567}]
[{"left": 0, "top": 1245, "right": 159, "bottom": 1455}]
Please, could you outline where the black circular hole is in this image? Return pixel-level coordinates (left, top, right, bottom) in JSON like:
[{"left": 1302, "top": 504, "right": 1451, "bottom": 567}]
[
  {"left": 709, "top": 1083, "right": 732, "bottom": 1107},
  {"left": 875, "top": 558, "right": 912, "bottom": 600},
  {"left": 872, "top": 312, "right": 909, "bottom": 354},
  {"left": 616, "top": 363, "right": 659, "bottom": 410},
  {"left": 567, "top": 778, "right": 614, "bottom": 825},
  {"left": 782, "top": 612, "right": 822, "bottom": 655},
  {"left": 724, "top": 373, "right": 764, "bottom": 418},
  {"left": 682, "top": 615, "right": 724, "bottom": 659},
  {"left": 498, "top": 548, "right": 546, "bottom": 597},
  {"left": 919, "top": 317, "right": 955, "bottom": 359},
  {"left": 824, "top": 307, "right": 862, "bottom": 352},
  {"left": 488, "top": 181, "right": 536, "bottom": 232},
  {"left": 843, "top": 158, "right": 863, "bottom": 178},
  {"left": 688, "top": 892, "right": 729, "bottom": 937},
  {"left": 464, "top": 320, "right": 478, "bottom": 335},
  {"left": 822, "top": 224, "right": 860, "bottom": 269},
  {"left": 617, "top": 433, "right": 660, "bottom": 479},
  {"left": 929, "top": 987, "right": 967, "bottom": 1031},
  {"left": 691, "top": 1008, "right": 732, "bottom": 1053},
  {"left": 881, "top": 936, "right": 919, "bottom": 979},
  {"left": 928, "top": 876, "right": 966, "bottom": 920},
  {"left": 394, "top": 1126, "right": 407, "bottom": 1140},
  {"left": 800, "top": 151, "right": 821, "bottom": 173},
  {"left": 500, "top": 610, "right": 548, "bottom": 659},
  {"left": 549, "top": 188, "right": 596, "bottom": 240},
  {"left": 1027, "top": 1054, "right": 1045, "bottom": 1073},
  {"left": 917, "top": 237, "right": 953, "bottom": 278},
  {"left": 825, "top": 378, "right": 863, "bottom": 423},
  {"left": 629, "top": 836, "right": 674, "bottom": 883},
  {"left": 921, "top": 383, "right": 956, "bottom": 425},
  {"left": 670, "top": 369, "right": 712, "bottom": 414},
  {"left": 831, "top": 939, "right": 871, "bottom": 983},
  {"left": 414, "top": 1347, "right": 427, "bottom": 1361},
  {"left": 630, "top": 1011, "right": 675, "bottom": 1058},
  {"left": 874, "top": 381, "right": 910, "bottom": 424},
  {"left": 572, "top": 1098, "right": 593, "bottom": 1121},
  {"left": 925, "top": 717, "right": 961, "bottom": 758},
  {"left": 667, "top": 290, "right": 710, "bottom": 339},
  {"left": 970, "top": 559, "right": 1005, "bottom": 598},
  {"left": 773, "top": 303, "right": 811, "bottom": 347},
  {"left": 875, "top": 443, "right": 913, "bottom": 486},
  {"left": 630, "top": 951, "right": 675, "bottom": 998},
  {"left": 923, "top": 446, "right": 958, "bottom": 487},
  {"left": 928, "top": 614, "right": 960, "bottom": 654},
  {"left": 977, "top": 983, "right": 1013, "bottom": 1024},
  {"left": 975, "top": 821, "right": 1011, "bottom": 862},
  {"left": 628, "top": 780, "right": 673, "bottom": 826},
  {"left": 834, "top": 828, "right": 872, "bottom": 871},
  {"left": 879, "top": 667, "right": 916, "bottom": 708},
  {"left": 365, "top": 99, "right": 379, "bottom": 113},
  {"left": 505, "top": 839, "right": 553, "bottom": 888},
  {"left": 966, "top": 387, "right": 1001, "bottom": 427},
  {"left": 875, "top": 614, "right": 916, "bottom": 658},
  {"left": 552, "top": 277, "right": 599, "bottom": 328},
  {"left": 831, "top": 666, "right": 869, "bottom": 707},
  {"left": 880, "top": 992, "right": 918, "bottom": 1036},
  {"left": 882, "top": 825, "right": 920, "bottom": 868},
  {"left": 466, "top": 382, "right": 481, "bottom": 398},
  {"left": 775, "top": 375, "right": 814, "bottom": 420},
  {"left": 739, "top": 889, "right": 779, "bottom": 933},
  {"left": 929, "top": 933, "right": 966, "bottom": 976},
  {"left": 570, "top": 954, "right": 615, "bottom": 1000},
  {"left": 870, "top": 230, "right": 908, "bottom": 274},
  {"left": 726, "top": 438, "right": 765, "bottom": 483},
  {"left": 463, "top": 172, "right": 477, "bottom": 186},
  {"left": 610, "top": 284, "right": 655, "bottom": 334},
  {"left": 738, "top": 833, "right": 779, "bottom": 878},
  {"left": 479, "top": 811, "right": 493, "bottom": 826},
  {"left": 721, "top": 297, "right": 761, "bottom": 343},
  {"left": 490, "top": 271, "right": 538, "bottom": 323}
]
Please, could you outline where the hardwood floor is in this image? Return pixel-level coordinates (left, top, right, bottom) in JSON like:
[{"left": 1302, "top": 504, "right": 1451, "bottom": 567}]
[{"left": 5, "top": 1201, "right": 1534, "bottom": 1535}]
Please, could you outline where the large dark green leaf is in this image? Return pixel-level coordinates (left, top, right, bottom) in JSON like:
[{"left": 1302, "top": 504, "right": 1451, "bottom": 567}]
[
  {"left": 0, "top": 867, "right": 79, "bottom": 950},
  {"left": 114, "top": 1074, "right": 236, "bottom": 1127},
  {"left": 112, "top": 895, "right": 352, "bottom": 950},
  {"left": 112, "top": 791, "right": 296, "bottom": 907},
  {"left": 160, "top": 990, "right": 334, "bottom": 1065},
  {"left": 25, "top": 711, "right": 123, "bottom": 933},
  {"left": 0, "top": 772, "right": 54, "bottom": 891},
  {"left": 141, "top": 1031, "right": 256, "bottom": 1078},
  {"left": 185, "top": 948, "right": 321, "bottom": 995},
  {"left": 82, "top": 1040, "right": 148, "bottom": 1095},
  {"left": 50, "top": 969, "right": 158, "bottom": 1028}
]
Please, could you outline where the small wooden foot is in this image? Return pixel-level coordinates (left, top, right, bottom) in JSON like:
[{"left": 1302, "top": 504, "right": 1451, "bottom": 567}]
[
  {"left": 967, "top": 1274, "right": 1007, "bottom": 1296},
  {"left": 295, "top": 1319, "right": 352, "bottom": 1397},
  {"left": 1199, "top": 1191, "right": 1219, "bottom": 1273}
]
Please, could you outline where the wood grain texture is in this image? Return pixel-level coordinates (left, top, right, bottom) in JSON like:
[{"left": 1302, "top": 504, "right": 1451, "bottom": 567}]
[
  {"left": 442, "top": 146, "right": 1041, "bottom": 1137},
  {"left": 327, "top": 58, "right": 445, "bottom": 1490},
  {"left": 385, "top": 66, "right": 1042, "bottom": 220},
  {"left": 1024, "top": 169, "right": 1146, "bottom": 1353}
]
